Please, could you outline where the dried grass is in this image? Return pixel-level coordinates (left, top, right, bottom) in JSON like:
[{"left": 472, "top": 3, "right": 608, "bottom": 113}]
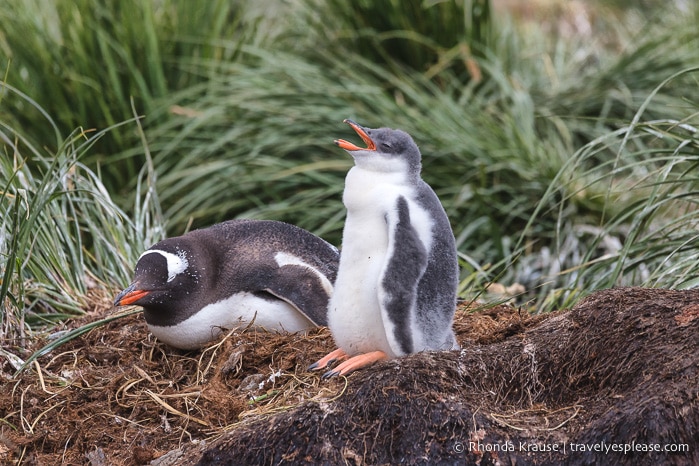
[{"left": 1, "top": 288, "right": 697, "bottom": 465}]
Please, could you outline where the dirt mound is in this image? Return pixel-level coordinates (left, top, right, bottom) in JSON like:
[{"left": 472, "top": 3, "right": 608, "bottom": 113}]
[
  {"left": 191, "top": 288, "right": 698, "bottom": 466},
  {"left": 1, "top": 288, "right": 697, "bottom": 465}
]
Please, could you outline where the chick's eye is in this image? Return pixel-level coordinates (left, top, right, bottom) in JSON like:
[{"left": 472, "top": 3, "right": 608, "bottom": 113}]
[{"left": 380, "top": 142, "right": 392, "bottom": 151}]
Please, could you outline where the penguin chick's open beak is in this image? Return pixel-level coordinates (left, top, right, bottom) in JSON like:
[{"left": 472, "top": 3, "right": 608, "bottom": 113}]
[
  {"left": 334, "top": 119, "right": 376, "bottom": 151},
  {"left": 114, "top": 283, "right": 150, "bottom": 306}
]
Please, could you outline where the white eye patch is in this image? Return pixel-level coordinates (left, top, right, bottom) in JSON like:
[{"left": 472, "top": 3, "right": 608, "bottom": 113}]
[{"left": 139, "top": 249, "right": 189, "bottom": 282}]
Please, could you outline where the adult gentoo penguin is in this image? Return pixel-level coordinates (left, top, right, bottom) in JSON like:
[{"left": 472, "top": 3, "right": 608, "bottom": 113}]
[
  {"left": 114, "top": 219, "right": 339, "bottom": 350},
  {"left": 310, "top": 119, "right": 459, "bottom": 377}
]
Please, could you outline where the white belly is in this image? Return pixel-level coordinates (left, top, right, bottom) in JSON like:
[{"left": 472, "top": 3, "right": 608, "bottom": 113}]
[
  {"left": 328, "top": 213, "right": 395, "bottom": 356},
  {"left": 148, "top": 292, "right": 314, "bottom": 349},
  {"left": 328, "top": 167, "right": 413, "bottom": 358}
]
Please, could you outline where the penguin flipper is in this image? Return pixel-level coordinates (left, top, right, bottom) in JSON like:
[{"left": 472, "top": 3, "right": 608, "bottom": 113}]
[
  {"left": 263, "top": 264, "right": 333, "bottom": 327},
  {"left": 379, "top": 196, "right": 429, "bottom": 356}
]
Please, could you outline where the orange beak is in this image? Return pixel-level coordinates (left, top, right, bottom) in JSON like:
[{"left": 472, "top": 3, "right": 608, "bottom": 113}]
[
  {"left": 114, "top": 284, "right": 150, "bottom": 306},
  {"left": 334, "top": 119, "right": 376, "bottom": 151}
]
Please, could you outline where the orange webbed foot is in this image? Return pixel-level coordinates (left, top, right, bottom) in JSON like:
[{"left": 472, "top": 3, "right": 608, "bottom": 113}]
[
  {"left": 308, "top": 348, "right": 349, "bottom": 371},
  {"left": 321, "top": 350, "right": 388, "bottom": 379}
]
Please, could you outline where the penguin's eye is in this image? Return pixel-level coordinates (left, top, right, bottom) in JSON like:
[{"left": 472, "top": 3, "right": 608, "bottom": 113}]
[{"left": 380, "top": 142, "right": 392, "bottom": 151}]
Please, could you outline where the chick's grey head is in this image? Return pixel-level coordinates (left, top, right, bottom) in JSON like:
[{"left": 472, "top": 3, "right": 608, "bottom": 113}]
[{"left": 335, "top": 119, "right": 421, "bottom": 176}]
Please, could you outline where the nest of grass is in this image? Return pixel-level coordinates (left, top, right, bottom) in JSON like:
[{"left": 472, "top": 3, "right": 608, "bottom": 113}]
[{"left": 1, "top": 288, "right": 697, "bottom": 465}]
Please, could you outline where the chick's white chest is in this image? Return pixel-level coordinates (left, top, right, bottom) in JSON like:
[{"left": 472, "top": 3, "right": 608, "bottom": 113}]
[{"left": 328, "top": 167, "right": 412, "bottom": 357}]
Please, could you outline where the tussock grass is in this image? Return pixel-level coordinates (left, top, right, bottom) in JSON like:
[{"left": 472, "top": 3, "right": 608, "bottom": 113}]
[
  {"left": 0, "top": 84, "right": 162, "bottom": 342},
  {"left": 299, "top": 0, "right": 492, "bottom": 85},
  {"left": 516, "top": 68, "right": 699, "bottom": 309},
  {"left": 1, "top": 0, "right": 698, "bottom": 343},
  {"left": 0, "top": 0, "right": 255, "bottom": 188}
]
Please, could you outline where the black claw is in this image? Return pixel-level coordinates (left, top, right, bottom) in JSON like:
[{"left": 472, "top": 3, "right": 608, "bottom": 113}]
[
  {"left": 322, "top": 369, "right": 339, "bottom": 380},
  {"left": 307, "top": 361, "right": 320, "bottom": 371},
  {"left": 309, "top": 358, "right": 340, "bottom": 373}
]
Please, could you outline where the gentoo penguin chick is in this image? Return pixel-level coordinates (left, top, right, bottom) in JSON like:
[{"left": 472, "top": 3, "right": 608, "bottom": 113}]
[
  {"left": 310, "top": 119, "right": 459, "bottom": 378},
  {"left": 114, "top": 219, "right": 339, "bottom": 350}
]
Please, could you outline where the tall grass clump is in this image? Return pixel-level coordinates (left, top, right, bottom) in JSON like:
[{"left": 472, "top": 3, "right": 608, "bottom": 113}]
[
  {"left": 299, "top": 0, "right": 491, "bottom": 87},
  {"left": 514, "top": 68, "right": 699, "bottom": 310},
  {"left": 0, "top": 0, "right": 256, "bottom": 190},
  {"left": 0, "top": 84, "right": 163, "bottom": 345},
  {"left": 118, "top": 0, "right": 699, "bottom": 274},
  {"left": 2, "top": 0, "right": 699, "bottom": 324}
]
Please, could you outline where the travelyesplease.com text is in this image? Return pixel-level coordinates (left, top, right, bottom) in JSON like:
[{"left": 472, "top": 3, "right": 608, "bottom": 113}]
[{"left": 453, "top": 440, "right": 690, "bottom": 455}]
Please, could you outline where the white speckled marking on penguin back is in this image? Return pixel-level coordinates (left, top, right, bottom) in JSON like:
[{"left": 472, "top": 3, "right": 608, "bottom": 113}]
[
  {"left": 147, "top": 292, "right": 313, "bottom": 350},
  {"left": 328, "top": 165, "right": 434, "bottom": 357}
]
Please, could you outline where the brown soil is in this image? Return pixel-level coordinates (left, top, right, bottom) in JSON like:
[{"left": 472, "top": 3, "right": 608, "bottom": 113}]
[{"left": 1, "top": 287, "right": 697, "bottom": 465}]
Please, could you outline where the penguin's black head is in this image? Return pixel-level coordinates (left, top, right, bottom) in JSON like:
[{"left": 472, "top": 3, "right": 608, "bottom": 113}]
[
  {"left": 335, "top": 119, "right": 421, "bottom": 176},
  {"left": 114, "top": 242, "right": 201, "bottom": 322}
]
